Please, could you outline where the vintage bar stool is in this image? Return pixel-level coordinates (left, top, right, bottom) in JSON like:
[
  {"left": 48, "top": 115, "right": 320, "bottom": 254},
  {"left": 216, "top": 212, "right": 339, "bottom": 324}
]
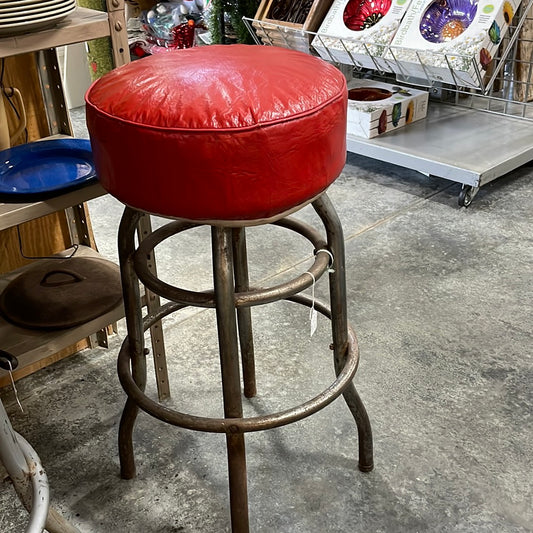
[{"left": 86, "top": 44, "right": 373, "bottom": 532}]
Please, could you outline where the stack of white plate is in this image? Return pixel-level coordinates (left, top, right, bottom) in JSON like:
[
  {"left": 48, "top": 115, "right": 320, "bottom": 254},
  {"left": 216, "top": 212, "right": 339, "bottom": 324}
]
[{"left": 0, "top": 0, "right": 77, "bottom": 37}]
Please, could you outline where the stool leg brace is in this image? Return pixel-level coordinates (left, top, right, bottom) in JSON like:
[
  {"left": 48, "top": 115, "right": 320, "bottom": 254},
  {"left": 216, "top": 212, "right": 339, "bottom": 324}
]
[{"left": 116, "top": 193, "right": 373, "bottom": 533}]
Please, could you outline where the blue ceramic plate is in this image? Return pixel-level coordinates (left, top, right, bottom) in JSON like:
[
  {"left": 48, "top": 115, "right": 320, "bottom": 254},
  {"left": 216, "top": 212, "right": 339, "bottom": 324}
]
[{"left": 0, "top": 138, "right": 96, "bottom": 202}]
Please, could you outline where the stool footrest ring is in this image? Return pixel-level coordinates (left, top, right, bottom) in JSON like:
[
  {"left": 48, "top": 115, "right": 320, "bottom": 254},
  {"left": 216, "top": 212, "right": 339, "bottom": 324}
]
[
  {"left": 118, "top": 294, "right": 360, "bottom": 434},
  {"left": 132, "top": 217, "right": 333, "bottom": 308}
]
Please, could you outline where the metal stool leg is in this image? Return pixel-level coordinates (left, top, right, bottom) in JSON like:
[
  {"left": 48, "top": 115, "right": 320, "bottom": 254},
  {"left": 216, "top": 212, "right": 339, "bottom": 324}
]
[
  {"left": 117, "top": 207, "right": 147, "bottom": 479},
  {"left": 212, "top": 226, "right": 250, "bottom": 533},
  {"left": 313, "top": 195, "right": 374, "bottom": 472},
  {"left": 232, "top": 228, "right": 256, "bottom": 398}
]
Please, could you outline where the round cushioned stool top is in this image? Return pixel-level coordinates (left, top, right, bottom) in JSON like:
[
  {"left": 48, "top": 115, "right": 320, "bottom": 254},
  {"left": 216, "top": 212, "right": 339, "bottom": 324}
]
[{"left": 86, "top": 45, "right": 347, "bottom": 223}]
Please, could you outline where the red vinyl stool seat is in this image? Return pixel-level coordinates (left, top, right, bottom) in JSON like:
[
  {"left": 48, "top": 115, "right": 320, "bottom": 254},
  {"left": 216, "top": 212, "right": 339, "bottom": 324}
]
[
  {"left": 86, "top": 44, "right": 347, "bottom": 223},
  {"left": 86, "top": 44, "right": 373, "bottom": 533}
]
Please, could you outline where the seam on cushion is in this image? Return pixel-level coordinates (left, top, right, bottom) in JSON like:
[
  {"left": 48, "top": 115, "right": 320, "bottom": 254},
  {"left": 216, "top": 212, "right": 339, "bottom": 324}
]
[{"left": 86, "top": 89, "right": 347, "bottom": 134}]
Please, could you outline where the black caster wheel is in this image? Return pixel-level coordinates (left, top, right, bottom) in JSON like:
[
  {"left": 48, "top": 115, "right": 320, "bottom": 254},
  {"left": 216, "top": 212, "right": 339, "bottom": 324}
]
[{"left": 458, "top": 187, "right": 473, "bottom": 207}]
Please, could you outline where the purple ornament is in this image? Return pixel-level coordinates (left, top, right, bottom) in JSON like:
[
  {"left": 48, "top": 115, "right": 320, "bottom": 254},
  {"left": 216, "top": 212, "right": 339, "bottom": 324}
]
[{"left": 419, "top": 0, "right": 478, "bottom": 43}]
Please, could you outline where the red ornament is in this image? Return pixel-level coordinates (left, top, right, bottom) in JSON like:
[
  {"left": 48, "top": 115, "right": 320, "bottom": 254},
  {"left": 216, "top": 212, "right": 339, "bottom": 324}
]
[
  {"left": 343, "top": 0, "right": 393, "bottom": 31},
  {"left": 170, "top": 20, "right": 196, "bottom": 49}
]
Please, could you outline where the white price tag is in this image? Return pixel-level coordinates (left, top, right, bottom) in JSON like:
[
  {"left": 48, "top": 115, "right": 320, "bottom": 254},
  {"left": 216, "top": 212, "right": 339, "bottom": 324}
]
[{"left": 310, "top": 307, "right": 318, "bottom": 337}]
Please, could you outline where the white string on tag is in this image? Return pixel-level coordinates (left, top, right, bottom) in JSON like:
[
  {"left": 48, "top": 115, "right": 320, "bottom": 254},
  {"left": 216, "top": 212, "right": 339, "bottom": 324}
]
[
  {"left": 316, "top": 248, "right": 335, "bottom": 273},
  {"left": 7, "top": 360, "right": 24, "bottom": 413},
  {"left": 304, "top": 271, "right": 318, "bottom": 337}
]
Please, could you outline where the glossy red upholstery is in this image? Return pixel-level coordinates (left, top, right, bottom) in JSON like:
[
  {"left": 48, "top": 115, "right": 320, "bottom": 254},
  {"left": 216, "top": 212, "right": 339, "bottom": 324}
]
[{"left": 86, "top": 44, "right": 347, "bottom": 223}]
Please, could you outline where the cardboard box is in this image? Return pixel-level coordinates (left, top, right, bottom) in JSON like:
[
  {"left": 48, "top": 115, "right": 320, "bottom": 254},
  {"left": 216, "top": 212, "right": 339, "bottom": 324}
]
[
  {"left": 312, "top": 0, "right": 414, "bottom": 70},
  {"left": 346, "top": 78, "right": 428, "bottom": 138},
  {"left": 253, "top": 0, "right": 334, "bottom": 52},
  {"left": 387, "top": 0, "right": 522, "bottom": 87}
]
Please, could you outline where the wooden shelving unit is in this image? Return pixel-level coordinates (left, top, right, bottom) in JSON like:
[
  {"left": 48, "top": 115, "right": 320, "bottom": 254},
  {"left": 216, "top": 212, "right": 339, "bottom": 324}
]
[{"left": 0, "top": 1, "right": 128, "bottom": 385}]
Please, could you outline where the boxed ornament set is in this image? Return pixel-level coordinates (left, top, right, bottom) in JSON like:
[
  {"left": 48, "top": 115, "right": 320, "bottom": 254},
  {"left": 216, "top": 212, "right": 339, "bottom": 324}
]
[
  {"left": 312, "top": 0, "right": 414, "bottom": 70},
  {"left": 303, "top": 0, "right": 523, "bottom": 88},
  {"left": 346, "top": 78, "right": 429, "bottom": 138},
  {"left": 386, "top": 0, "right": 523, "bottom": 87}
]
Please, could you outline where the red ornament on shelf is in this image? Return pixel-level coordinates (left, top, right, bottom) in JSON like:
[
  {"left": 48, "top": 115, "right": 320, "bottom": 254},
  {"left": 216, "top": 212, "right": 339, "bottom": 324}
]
[{"left": 170, "top": 19, "right": 196, "bottom": 49}]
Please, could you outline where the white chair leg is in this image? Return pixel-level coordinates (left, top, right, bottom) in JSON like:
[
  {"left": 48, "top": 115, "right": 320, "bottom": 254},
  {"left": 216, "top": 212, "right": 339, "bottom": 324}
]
[{"left": 0, "top": 399, "right": 80, "bottom": 533}]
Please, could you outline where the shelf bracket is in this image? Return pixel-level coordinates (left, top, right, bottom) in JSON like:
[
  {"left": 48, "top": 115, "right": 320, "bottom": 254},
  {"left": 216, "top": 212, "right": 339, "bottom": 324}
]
[
  {"left": 137, "top": 214, "right": 171, "bottom": 401},
  {"left": 36, "top": 48, "right": 72, "bottom": 137}
]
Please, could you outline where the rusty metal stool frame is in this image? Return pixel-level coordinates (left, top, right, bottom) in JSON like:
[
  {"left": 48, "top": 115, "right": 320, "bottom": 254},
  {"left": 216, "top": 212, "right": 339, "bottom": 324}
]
[{"left": 116, "top": 193, "right": 373, "bottom": 533}]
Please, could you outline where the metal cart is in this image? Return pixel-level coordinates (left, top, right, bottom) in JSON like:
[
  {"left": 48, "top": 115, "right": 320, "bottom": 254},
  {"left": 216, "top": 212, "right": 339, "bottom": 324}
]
[{"left": 245, "top": 0, "right": 533, "bottom": 206}]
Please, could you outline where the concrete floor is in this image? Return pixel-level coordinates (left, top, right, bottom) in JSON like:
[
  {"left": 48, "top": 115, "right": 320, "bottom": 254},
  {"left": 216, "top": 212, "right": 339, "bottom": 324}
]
[{"left": 0, "top": 107, "right": 532, "bottom": 532}]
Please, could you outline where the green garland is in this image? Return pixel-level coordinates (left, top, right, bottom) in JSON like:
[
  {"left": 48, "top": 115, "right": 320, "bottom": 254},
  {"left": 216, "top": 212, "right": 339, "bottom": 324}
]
[
  {"left": 209, "top": 0, "right": 260, "bottom": 44},
  {"left": 77, "top": 0, "right": 114, "bottom": 80}
]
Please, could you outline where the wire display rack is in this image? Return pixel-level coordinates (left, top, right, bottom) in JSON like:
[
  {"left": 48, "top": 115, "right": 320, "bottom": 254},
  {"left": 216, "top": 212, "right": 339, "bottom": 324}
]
[{"left": 244, "top": 1, "right": 533, "bottom": 206}]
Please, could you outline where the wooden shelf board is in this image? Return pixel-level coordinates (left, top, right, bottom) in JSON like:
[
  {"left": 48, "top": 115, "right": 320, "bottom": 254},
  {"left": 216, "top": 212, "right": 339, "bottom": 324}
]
[
  {"left": 0, "top": 182, "right": 107, "bottom": 231},
  {"left": 0, "top": 7, "right": 110, "bottom": 58}
]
